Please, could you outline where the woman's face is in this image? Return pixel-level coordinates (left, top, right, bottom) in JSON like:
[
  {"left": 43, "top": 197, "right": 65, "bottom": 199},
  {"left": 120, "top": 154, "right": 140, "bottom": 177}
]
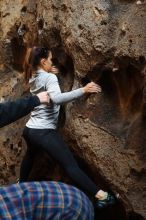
[{"left": 40, "top": 52, "right": 53, "bottom": 72}]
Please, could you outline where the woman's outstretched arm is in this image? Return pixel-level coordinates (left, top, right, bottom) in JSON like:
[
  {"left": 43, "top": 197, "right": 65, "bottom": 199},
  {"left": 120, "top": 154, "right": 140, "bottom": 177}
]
[{"left": 46, "top": 74, "right": 101, "bottom": 105}]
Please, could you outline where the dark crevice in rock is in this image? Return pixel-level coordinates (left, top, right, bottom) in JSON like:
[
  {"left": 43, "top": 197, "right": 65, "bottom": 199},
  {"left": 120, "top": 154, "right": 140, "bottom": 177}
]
[
  {"left": 78, "top": 24, "right": 84, "bottom": 30},
  {"left": 130, "top": 168, "right": 146, "bottom": 181},
  {"left": 37, "top": 18, "right": 44, "bottom": 30},
  {"left": 52, "top": 47, "right": 74, "bottom": 77},
  {"left": 60, "top": 3, "right": 68, "bottom": 12},
  {"left": 81, "top": 75, "right": 91, "bottom": 86},
  {"left": 128, "top": 212, "right": 145, "bottom": 220},
  {"left": 17, "top": 24, "right": 28, "bottom": 36},
  {"left": 39, "top": 28, "right": 75, "bottom": 91},
  {"left": 2, "top": 13, "right": 10, "bottom": 18},
  {"left": 125, "top": 113, "right": 146, "bottom": 161},
  {"left": 39, "top": 28, "right": 62, "bottom": 48},
  {"left": 79, "top": 56, "right": 145, "bottom": 140},
  {"left": 11, "top": 37, "right": 27, "bottom": 71},
  {"left": 139, "top": 56, "right": 145, "bottom": 65},
  {"left": 21, "top": 6, "right": 27, "bottom": 13}
]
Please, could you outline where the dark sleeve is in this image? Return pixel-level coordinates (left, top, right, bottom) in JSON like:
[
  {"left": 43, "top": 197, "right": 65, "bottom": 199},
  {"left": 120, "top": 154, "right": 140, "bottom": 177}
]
[{"left": 0, "top": 95, "right": 40, "bottom": 128}]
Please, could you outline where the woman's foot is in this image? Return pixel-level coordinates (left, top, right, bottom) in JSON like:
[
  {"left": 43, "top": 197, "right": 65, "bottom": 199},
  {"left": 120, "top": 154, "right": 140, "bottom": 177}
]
[{"left": 95, "top": 192, "right": 116, "bottom": 209}]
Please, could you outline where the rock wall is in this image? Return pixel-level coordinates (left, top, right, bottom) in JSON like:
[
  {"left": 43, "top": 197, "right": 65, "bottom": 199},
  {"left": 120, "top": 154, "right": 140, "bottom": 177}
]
[{"left": 0, "top": 0, "right": 146, "bottom": 219}]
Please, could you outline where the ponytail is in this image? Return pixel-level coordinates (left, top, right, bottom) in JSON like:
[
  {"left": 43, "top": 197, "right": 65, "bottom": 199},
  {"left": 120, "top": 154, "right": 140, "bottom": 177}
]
[
  {"left": 23, "top": 46, "right": 51, "bottom": 83},
  {"left": 23, "top": 48, "right": 34, "bottom": 83}
]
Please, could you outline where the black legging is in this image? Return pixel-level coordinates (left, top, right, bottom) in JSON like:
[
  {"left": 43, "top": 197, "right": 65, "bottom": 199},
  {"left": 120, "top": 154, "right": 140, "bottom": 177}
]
[{"left": 20, "top": 127, "right": 99, "bottom": 195}]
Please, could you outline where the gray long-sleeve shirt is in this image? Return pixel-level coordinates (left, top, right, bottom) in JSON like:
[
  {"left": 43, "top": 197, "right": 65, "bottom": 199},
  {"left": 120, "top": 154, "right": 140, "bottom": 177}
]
[{"left": 26, "top": 69, "right": 84, "bottom": 129}]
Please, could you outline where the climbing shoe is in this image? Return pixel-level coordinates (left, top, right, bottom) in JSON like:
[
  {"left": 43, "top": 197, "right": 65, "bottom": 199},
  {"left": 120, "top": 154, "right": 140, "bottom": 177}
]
[{"left": 95, "top": 193, "right": 116, "bottom": 209}]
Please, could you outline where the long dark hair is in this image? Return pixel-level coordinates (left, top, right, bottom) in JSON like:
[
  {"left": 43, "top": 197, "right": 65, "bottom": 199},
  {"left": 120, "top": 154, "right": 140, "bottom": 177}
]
[{"left": 24, "top": 46, "right": 51, "bottom": 83}]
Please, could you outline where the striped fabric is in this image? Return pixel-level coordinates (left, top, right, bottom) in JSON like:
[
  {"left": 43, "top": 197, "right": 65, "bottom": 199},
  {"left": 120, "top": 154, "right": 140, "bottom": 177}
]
[{"left": 0, "top": 181, "right": 94, "bottom": 220}]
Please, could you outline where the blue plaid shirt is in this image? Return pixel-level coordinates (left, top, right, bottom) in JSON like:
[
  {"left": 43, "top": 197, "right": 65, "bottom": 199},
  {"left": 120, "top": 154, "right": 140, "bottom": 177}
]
[{"left": 0, "top": 181, "right": 94, "bottom": 220}]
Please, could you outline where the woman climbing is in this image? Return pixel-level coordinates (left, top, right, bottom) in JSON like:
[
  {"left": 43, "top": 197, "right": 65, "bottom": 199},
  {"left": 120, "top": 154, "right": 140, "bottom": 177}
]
[{"left": 20, "top": 46, "right": 116, "bottom": 209}]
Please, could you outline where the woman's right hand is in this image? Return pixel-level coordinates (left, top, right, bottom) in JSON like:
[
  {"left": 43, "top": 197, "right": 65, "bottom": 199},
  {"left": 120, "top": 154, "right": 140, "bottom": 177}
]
[
  {"left": 51, "top": 66, "right": 59, "bottom": 75},
  {"left": 83, "top": 82, "right": 101, "bottom": 94}
]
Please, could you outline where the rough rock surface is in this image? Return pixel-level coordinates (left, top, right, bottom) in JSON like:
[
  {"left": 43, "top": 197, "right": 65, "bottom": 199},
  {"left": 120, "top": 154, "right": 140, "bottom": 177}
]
[{"left": 0, "top": 0, "right": 146, "bottom": 219}]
